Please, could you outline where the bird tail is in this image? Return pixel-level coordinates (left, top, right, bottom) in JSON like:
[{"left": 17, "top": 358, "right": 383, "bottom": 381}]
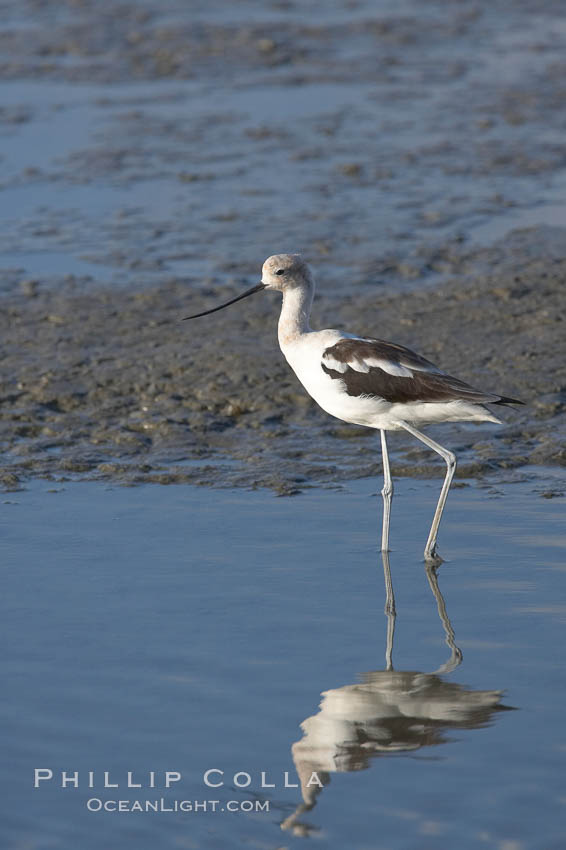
[{"left": 493, "top": 395, "right": 525, "bottom": 406}]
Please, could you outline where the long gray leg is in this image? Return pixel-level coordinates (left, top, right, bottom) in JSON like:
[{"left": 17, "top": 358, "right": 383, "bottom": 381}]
[
  {"left": 380, "top": 429, "right": 394, "bottom": 553},
  {"left": 398, "top": 421, "right": 456, "bottom": 561}
]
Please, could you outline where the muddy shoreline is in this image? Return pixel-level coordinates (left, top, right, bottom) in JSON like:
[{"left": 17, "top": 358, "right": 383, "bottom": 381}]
[
  {"left": 1, "top": 227, "right": 565, "bottom": 493},
  {"left": 1, "top": 0, "right": 566, "bottom": 492}
]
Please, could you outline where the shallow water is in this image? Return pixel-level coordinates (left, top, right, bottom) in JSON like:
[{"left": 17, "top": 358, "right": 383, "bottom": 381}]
[
  {"left": 2, "top": 0, "right": 566, "bottom": 294},
  {"left": 2, "top": 478, "right": 565, "bottom": 849}
]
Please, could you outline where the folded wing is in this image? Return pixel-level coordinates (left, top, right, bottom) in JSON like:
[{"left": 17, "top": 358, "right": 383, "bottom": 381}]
[{"left": 321, "top": 338, "right": 522, "bottom": 406}]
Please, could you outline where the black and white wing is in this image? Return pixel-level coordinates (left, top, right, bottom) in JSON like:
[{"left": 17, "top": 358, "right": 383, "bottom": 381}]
[{"left": 321, "top": 337, "right": 522, "bottom": 406}]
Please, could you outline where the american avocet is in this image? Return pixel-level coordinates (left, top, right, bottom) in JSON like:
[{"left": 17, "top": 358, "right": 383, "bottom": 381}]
[{"left": 184, "top": 253, "right": 523, "bottom": 560}]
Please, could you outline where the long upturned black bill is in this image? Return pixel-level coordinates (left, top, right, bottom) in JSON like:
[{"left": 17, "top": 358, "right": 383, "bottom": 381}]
[{"left": 182, "top": 282, "right": 266, "bottom": 320}]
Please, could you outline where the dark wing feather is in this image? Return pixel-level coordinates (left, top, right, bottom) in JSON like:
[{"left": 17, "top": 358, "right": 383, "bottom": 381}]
[
  {"left": 352, "top": 338, "right": 442, "bottom": 373},
  {"left": 322, "top": 338, "right": 523, "bottom": 405}
]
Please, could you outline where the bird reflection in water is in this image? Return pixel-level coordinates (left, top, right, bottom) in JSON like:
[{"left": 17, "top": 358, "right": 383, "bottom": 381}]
[{"left": 281, "top": 554, "right": 513, "bottom": 836}]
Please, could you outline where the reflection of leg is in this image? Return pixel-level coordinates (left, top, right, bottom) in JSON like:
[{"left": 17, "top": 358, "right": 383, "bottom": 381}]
[
  {"left": 398, "top": 421, "right": 456, "bottom": 560},
  {"left": 381, "top": 550, "right": 396, "bottom": 671},
  {"left": 425, "top": 562, "right": 463, "bottom": 674},
  {"left": 380, "top": 429, "right": 394, "bottom": 553},
  {"left": 281, "top": 755, "right": 328, "bottom": 836},
  {"left": 280, "top": 802, "right": 318, "bottom": 837}
]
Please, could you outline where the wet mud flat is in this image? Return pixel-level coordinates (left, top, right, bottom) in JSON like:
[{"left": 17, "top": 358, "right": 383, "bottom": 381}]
[
  {"left": 1, "top": 0, "right": 566, "bottom": 492},
  {"left": 1, "top": 228, "right": 565, "bottom": 493}
]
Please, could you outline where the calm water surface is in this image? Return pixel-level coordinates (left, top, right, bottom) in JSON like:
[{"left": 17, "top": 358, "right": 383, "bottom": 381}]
[{"left": 1, "top": 478, "right": 565, "bottom": 849}]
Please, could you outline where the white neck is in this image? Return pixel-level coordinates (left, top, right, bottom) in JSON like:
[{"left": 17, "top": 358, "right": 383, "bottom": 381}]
[{"left": 277, "top": 282, "right": 314, "bottom": 346}]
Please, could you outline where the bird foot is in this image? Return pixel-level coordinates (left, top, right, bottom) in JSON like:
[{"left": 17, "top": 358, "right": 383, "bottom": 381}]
[{"left": 424, "top": 548, "right": 444, "bottom": 566}]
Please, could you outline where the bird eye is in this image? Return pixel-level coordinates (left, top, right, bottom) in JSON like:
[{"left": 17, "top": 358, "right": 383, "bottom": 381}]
[{"left": 275, "top": 269, "right": 285, "bottom": 276}]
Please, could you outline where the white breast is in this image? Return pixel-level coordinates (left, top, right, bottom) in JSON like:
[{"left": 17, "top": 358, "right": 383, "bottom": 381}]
[{"left": 280, "top": 331, "right": 390, "bottom": 427}]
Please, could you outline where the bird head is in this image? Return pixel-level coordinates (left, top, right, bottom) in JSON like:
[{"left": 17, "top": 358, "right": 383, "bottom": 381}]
[{"left": 183, "top": 253, "right": 312, "bottom": 320}]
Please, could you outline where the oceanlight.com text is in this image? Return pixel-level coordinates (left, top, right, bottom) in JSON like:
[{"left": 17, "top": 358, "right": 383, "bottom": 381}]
[{"left": 86, "top": 798, "right": 270, "bottom": 813}]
